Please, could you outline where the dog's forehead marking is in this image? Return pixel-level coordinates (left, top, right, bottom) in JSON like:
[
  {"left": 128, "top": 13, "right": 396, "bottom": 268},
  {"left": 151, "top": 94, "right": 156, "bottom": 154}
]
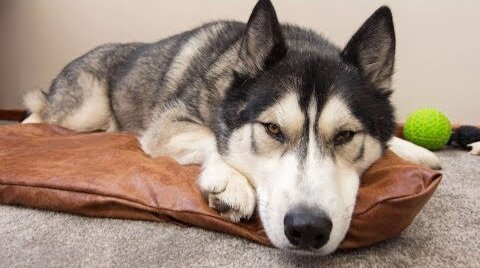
[
  {"left": 258, "top": 92, "right": 304, "bottom": 140},
  {"left": 304, "top": 97, "right": 322, "bottom": 174},
  {"left": 318, "top": 95, "right": 362, "bottom": 138}
]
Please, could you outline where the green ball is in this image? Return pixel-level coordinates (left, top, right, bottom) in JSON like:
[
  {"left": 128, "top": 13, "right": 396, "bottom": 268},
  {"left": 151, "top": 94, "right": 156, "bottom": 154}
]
[{"left": 403, "top": 108, "right": 452, "bottom": 151}]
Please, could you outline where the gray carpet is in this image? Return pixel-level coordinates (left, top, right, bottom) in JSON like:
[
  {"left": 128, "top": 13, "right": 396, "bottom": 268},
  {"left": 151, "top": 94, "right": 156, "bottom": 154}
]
[{"left": 1, "top": 149, "right": 479, "bottom": 267}]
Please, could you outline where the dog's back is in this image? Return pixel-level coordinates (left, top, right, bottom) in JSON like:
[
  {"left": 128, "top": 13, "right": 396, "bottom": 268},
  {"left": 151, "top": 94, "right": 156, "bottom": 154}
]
[
  {"left": 23, "top": 20, "right": 341, "bottom": 135},
  {"left": 23, "top": 21, "right": 244, "bottom": 132}
]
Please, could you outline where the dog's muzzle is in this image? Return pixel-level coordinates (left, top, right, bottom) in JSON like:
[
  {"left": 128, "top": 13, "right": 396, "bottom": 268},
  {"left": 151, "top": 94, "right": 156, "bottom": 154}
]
[{"left": 283, "top": 206, "right": 332, "bottom": 249}]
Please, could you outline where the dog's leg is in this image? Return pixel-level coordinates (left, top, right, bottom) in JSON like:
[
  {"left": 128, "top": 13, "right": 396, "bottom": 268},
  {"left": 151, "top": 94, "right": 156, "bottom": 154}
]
[
  {"left": 22, "top": 73, "right": 114, "bottom": 132},
  {"left": 139, "top": 102, "right": 219, "bottom": 165},
  {"left": 140, "top": 121, "right": 215, "bottom": 165},
  {"left": 142, "top": 123, "right": 256, "bottom": 222},
  {"left": 140, "top": 107, "right": 256, "bottom": 222},
  {"left": 388, "top": 137, "right": 442, "bottom": 169}
]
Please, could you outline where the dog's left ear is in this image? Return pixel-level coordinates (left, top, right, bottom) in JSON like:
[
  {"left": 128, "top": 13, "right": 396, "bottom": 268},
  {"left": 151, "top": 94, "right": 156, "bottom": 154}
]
[
  {"left": 342, "top": 6, "right": 396, "bottom": 90},
  {"left": 239, "top": 0, "right": 287, "bottom": 74}
]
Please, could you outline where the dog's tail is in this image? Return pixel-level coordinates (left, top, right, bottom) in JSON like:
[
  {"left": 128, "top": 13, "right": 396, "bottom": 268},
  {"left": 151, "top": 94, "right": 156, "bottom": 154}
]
[{"left": 22, "top": 89, "right": 47, "bottom": 123}]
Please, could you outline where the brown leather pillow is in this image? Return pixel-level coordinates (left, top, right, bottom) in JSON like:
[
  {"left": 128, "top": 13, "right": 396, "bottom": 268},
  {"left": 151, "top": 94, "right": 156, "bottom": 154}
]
[{"left": 0, "top": 123, "right": 441, "bottom": 249}]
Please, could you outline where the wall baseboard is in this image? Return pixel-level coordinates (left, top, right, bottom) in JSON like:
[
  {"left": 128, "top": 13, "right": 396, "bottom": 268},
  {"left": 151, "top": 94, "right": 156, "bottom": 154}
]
[{"left": 0, "top": 109, "right": 28, "bottom": 122}]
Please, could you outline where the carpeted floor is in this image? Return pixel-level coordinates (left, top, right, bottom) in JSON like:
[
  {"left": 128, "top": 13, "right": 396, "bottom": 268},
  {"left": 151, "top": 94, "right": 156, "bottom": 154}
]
[{"left": 1, "top": 149, "right": 479, "bottom": 267}]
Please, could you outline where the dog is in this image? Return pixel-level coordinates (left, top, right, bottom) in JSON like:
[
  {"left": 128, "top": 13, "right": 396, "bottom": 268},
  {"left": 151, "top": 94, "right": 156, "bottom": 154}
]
[{"left": 22, "top": 0, "right": 441, "bottom": 255}]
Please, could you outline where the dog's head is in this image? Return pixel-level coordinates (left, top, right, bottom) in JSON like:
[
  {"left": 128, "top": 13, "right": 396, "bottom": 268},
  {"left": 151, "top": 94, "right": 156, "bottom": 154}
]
[{"left": 218, "top": 0, "right": 396, "bottom": 254}]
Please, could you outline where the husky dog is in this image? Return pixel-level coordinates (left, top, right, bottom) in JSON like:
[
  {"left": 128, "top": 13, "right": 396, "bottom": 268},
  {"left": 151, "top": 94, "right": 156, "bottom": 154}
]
[{"left": 23, "top": 0, "right": 441, "bottom": 254}]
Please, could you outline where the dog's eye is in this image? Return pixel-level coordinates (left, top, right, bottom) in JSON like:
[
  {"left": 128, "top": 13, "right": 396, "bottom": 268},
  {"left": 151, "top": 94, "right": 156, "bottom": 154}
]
[
  {"left": 333, "top": 130, "right": 355, "bottom": 145},
  {"left": 266, "top": 123, "right": 280, "bottom": 135},
  {"left": 261, "top": 122, "right": 285, "bottom": 142}
]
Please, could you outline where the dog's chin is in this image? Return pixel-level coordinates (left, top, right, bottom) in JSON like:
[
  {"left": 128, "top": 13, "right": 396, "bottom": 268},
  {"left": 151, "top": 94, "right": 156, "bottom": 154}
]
[
  {"left": 271, "top": 239, "right": 339, "bottom": 256},
  {"left": 281, "top": 246, "right": 333, "bottom": 256}
]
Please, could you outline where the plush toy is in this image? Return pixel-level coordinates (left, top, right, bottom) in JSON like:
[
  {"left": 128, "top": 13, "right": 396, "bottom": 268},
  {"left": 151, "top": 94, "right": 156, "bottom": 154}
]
[
  {"left": 449, "top": 125, "right": 480, "bottom": 155},
  {"left": 403, "top": 108, "right": 452, "bottom": 151}
]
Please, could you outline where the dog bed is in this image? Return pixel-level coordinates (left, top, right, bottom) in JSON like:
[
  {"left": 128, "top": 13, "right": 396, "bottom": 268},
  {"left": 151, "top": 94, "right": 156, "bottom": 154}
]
[{"left": 0, "top": 123, "right": 441, "bottom": 249}]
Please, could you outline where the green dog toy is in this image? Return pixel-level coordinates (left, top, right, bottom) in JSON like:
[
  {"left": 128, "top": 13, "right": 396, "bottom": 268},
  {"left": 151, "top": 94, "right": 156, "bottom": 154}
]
[{"left": 403, "top": 108, "right": 452, "bottom": 151}]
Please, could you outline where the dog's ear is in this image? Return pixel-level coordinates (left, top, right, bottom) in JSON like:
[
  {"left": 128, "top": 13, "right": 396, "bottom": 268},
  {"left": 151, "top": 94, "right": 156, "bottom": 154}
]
[
  {"left": 342, "top": 6, "right": 396, "bottom": 90},
  {"left": 239, "top": 0, "right": 286, "bottom": 74}
]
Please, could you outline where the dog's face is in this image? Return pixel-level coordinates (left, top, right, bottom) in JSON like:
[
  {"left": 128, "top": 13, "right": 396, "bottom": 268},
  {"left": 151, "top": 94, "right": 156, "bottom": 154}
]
[{"left": 218, "top": 0, "right": 395, "bottom": 254}]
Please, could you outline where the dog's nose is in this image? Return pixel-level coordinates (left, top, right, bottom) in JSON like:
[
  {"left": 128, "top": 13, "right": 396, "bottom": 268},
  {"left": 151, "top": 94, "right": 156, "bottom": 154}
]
[{"left": 284, "top": 207, "right": 332, "bottom": 249}]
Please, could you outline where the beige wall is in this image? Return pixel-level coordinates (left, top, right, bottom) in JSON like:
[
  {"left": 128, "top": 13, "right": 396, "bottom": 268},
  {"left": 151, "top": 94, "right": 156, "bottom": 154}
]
[{"left": 1, "top": 0, "right": 479, "bottom": 124}]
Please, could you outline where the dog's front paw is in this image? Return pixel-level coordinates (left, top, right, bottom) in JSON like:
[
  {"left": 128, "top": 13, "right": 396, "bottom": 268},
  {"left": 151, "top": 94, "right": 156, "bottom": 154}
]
[
  {"left": 389, "top": 137, "right": 442, "bottom": 169},
  {"left": 198, "top": 159, "right": 256, "bottom": 223}
]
